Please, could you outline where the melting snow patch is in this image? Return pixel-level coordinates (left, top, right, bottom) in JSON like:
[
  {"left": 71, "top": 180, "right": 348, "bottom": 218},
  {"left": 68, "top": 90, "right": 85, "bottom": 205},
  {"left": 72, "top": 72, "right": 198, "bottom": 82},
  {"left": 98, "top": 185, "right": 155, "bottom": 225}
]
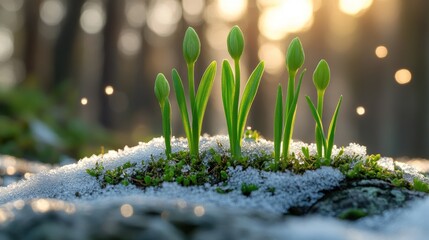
[{"left": 0, "top": 136, "right": 345, "bottom": 214}]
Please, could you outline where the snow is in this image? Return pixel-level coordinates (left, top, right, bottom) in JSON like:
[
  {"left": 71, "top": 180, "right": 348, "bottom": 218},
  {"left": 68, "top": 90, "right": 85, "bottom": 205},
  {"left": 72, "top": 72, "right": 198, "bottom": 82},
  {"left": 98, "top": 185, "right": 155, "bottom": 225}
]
[
  {"left": 0, "top": 135, "right": 346, "bottom": 213},
  {"left": 0, "top": 135, "right": 428, "bottom": 239}
]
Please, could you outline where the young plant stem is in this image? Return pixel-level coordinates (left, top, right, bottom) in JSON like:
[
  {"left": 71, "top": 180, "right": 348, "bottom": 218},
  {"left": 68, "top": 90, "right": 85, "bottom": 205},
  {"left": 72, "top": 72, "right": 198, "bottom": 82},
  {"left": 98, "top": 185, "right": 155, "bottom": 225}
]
[
  {"left": 154, "top": 73, "right": 172, "bottom": 159},
  {"left": 187, "top": 63, "right": 199, "bottom": 157},
  {"left": 162, "top": 100, "right": 172, "bottom": 158},
  {"left": 282, "top": 71, "right": 296, "bottom": 160},
  {"left": 274, "top": 85, "right": 283, "bottom": 163},
  {"left": 315, "top": 90, "right": 325, "bottom": 158},
  {"left": 232, "top": 59, "right": 241, "bottom": 159}
]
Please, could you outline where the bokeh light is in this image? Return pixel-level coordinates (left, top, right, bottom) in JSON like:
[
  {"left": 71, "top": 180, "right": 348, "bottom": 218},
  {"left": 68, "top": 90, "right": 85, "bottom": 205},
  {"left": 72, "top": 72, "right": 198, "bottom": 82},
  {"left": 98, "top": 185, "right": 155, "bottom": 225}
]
[
  {"left": 258, "top": 0, "right": 313, "bottom": 40},
  {"left": 80, "top": 1, "right": 106, "bottom": 34},
  {"left": 193, "top": 205, "right": 205, "bottom": 217},
  {"left": 205, "top": 24, "right": 230, "bottom": 50},
  {"left": 339, "top": 0, "right": 373, "bottom": 16},
  {"left": 40, "top": 0, "right": 66, "bottom": 26},
  {"left": 0, "top": 64, "right": 16, "bottom": 90},
  {"left": 120, "top": 204, "right": 134, "bottom": 218},
  {"left": 356, "top": 106, "right": 366, "bottom": 116},
  {"left": 125, "top": 0, "right": 146, "bottom": 28},
  {"left": 81, "top": 98, "right": 88, "bottom": 105},
  {"left": 258, "top": 43, "right": 284, "bottom": 74},
  {"left": 375, "top": 45, "right": 388, "bottom": 58},
  {"left": 0, "top": 27, "right": 14, "bottom": 62},
  {"left": 0, "top": 0, "right": 24, "bottom": 12},
  {"left": 217, "top": 0, "right": 247, "bottom": 22},
  {"left": 118, "top": 29, "right": 141, "bottom": 56},
  {"left": 31, "top": 199, "right": 50, "bottom": 213},
  {"left": 182, "top": 0, "right": 205, "bottom": 23},
  {"left": 147, "top": 0, "right": 182, "bottom": 37},
  {"left": 395, "top": 69, "right": 412, "bottom": 85},
  {"left": 105, "top": 85, "right": 114, "bottom": 95}
]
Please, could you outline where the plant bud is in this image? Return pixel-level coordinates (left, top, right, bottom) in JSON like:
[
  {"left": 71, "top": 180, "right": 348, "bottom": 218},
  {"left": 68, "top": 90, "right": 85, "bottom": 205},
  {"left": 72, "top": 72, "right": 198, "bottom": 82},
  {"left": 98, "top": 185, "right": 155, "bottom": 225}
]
[
  {"left": 183, "top": 27, "right": 201, "bottom": 64},
  {"left": 227, "top": 26, "right": 244, "bottom": 61},
  {"left": 154, "top": 73, "right": 170, "bottom": 105},
  {"left": 286, "top": 37, "right": 305, "bottom": 74},
  {"left": 313, "top": 59, "right": 330, "bottom": 92}
]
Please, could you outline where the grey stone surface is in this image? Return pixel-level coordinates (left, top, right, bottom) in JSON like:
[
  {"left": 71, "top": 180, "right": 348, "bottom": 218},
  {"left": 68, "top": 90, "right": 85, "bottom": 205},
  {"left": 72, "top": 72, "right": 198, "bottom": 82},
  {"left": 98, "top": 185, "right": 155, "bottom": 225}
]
[{"left": 309, "top": 179, "right": 426, "bottom": 219}]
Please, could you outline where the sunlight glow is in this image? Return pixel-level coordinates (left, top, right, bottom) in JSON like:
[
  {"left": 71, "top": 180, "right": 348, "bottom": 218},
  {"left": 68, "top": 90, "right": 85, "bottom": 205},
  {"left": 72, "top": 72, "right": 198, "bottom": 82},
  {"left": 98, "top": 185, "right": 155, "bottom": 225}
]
[
  {"left": 13, "top": 200, "right": 25, "bottom": 210},
  {"left": 356, "top": 106, "right": 366, "bottom": 116},
  {"left": 206, "top": 24, "right": 230, "bottom": 50},
  {"left": 0, "top": 0, "right": 24, "bottom": 12},
  {"left": 258, "top": 43, "right": 284, "bottom": 74},
  {"left": 40, "top": 0, "right": 66, "bottom": 26},
  {"left": 259, "top": 0, "right": 313, "bottom": 40},
  {"left": 80, "top": 1, "right": 106, "bottom": 34},
  {"left": 0, "top": 27, "right": 14, "bottom": 62},
  {"left": 31, "top": 199, "right": 50, "bottom": 213},
  {"left": 194, "top": 205, "right": 205, "bottom": 217},
  {"left": 81, "top": 98, "right": 88, "bottom": 105},
  {"left": 6, "top": 166, "right": 16, "bottom": 175},
  {"left": 125, "top": 0, "right": 146, "bottom": 28},
  {"left": 120, "top": 204, "right": 134, "bottom": 218},
  {"left": 375, "top": 45, "right": 388, "bottom": 58},
  {"left": 118, "top": 29, "right": 141, "bottom": 56},
  {"left": 147, "top": 0, "right": 182, "bottom": 37},
  {"left": 339, "top": 0, "right": 373, "bottom": 16},
  {"left": 217, "top": 0, "right": 247, "bottom": 22},
  {"left": 395, "top": 69, "right": 412, "bottom": 85},
  {"left": 183, "top": 0, "right": 205, "bottom": 16},
  {"left": 105, "top": 85, "right": 114, "bottom": 95}
]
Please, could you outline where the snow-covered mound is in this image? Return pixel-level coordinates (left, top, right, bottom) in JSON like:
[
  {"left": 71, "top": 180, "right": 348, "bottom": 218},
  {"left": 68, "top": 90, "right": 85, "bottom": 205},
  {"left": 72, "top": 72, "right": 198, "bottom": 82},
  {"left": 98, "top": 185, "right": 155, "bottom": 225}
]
[
  {"left": 0, "top": 135, "right": 428, "bottom": 239},
  {"left": 0, "top": 135, "right": 363, "bottom": 213}
]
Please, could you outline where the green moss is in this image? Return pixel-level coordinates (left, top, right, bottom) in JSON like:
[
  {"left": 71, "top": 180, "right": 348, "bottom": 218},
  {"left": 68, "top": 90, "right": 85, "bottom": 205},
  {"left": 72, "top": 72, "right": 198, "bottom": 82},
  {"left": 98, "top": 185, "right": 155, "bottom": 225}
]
[
  {"left": 86, "top": 147, "right": 418, "bottom": 195},
  {"left": 413, "top": 178, "right": 429, "bottom": 193},
  {"left": 241, "top": 183, "right": 259, "bottom": 196},
  {"left": 333, "top": 154, "right": 410, "bottom": 189},
  {"left": 338, "top": 208, "right": 368, "bottom": 220}
]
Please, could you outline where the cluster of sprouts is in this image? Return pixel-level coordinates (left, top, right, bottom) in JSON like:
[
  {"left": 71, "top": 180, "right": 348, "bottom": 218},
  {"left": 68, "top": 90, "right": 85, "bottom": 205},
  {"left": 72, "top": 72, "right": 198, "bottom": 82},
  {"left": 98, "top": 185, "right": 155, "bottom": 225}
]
[{"left": 154, "top": 26, "right": 342, "bottom": 163}]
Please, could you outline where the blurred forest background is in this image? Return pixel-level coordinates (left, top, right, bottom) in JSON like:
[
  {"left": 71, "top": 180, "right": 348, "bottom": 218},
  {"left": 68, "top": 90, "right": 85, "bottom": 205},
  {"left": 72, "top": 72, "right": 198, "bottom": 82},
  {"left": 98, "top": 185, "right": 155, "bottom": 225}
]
[{"left": 0, "top": 0, "right": 428, "bottom": 163}]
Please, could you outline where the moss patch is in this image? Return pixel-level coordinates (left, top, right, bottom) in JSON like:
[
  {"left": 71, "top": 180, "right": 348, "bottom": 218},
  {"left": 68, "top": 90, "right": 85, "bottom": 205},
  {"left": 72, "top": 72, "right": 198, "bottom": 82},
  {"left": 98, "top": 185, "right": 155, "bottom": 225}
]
[{"left": 86, "top": 147, "right": 424, "bottom": 196}]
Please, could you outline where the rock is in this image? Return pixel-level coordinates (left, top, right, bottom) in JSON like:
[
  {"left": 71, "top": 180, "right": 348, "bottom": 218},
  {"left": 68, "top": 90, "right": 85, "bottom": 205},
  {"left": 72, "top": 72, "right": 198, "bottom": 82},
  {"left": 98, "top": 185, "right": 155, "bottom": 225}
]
[
  {"left": 309, "top": 179, "right": 426, "bottom": 220},
  {"left": 0, "top": 198, "right": 286, "bottom": 240}
]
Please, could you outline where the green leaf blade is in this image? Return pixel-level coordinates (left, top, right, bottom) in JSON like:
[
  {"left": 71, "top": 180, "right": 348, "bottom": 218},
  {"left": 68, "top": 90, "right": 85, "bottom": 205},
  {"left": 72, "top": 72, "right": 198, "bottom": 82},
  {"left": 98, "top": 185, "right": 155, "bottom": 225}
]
[
  {"left": 274, "top": 84, "right": 283, "bottom": 162},
  {"left": 326, "top": 95, "right": 343, "bottom": 159},
  {"left": 237, "top": 61, "right": 265, "bottom": 139},
  {"left": 305, "top": 96, "right": 327, "bottom": 152},
  {"left": 282, "top": 69, "right": 305, "bottom": 158},
  {"left": 195, "top": 61, "right": 217, "bottom": 136},
  {"left": 221, "top": 60, "right": 235, "bottom": 144},
  {"left": 172, "top": 69, "right": 192, "bottom": 147}
]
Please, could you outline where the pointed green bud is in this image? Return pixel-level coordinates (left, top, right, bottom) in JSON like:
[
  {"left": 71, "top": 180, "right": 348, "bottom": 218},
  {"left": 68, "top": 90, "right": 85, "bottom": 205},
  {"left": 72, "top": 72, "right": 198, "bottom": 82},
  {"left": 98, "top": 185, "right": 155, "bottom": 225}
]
[
  {"left": 313, "top": 59, "right": 330, "bottom": 92},
  {"left": 154, "top": 73, "right": 170, "bottom": 106},
  {"left": 286, "top": 37, "right": 305, "bottom": 74},
  {"left": 183, "top": 27, "right": 201, "bottom": 64},
  {"left": 227, "top": 25, "right": 244, "bottom": 61}
]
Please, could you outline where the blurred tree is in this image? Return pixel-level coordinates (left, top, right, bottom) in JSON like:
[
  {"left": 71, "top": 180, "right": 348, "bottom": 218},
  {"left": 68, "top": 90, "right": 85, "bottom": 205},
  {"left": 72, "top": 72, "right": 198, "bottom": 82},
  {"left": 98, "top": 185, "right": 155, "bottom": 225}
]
[
  {"left": 53, "top": 0, "right": 85, "bottom": 91},
  {"left": 99, "top": 0, "right": 124, "bottom": 128},
  {"left": 23, "top": 0, "right": 42, "bottom": 77}
]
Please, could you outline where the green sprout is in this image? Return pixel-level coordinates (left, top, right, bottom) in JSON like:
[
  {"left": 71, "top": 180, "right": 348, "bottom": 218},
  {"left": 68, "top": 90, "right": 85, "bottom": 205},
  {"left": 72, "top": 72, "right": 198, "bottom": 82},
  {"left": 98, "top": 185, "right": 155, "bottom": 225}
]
[
  {"left": 172, "top": 27, "right": 217, "bottom": 158},
  {"left": 305, "top": 59, "right": 343, "bottom": 163},
  {"left": 273, "top": 37, "right": 306, "bottom": 163},
  {"left": 154, "top": 73, "right": 172, "bottom": 158},
  {"left": 221, "top": 25, "right": 265, "bottom": 160}
]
